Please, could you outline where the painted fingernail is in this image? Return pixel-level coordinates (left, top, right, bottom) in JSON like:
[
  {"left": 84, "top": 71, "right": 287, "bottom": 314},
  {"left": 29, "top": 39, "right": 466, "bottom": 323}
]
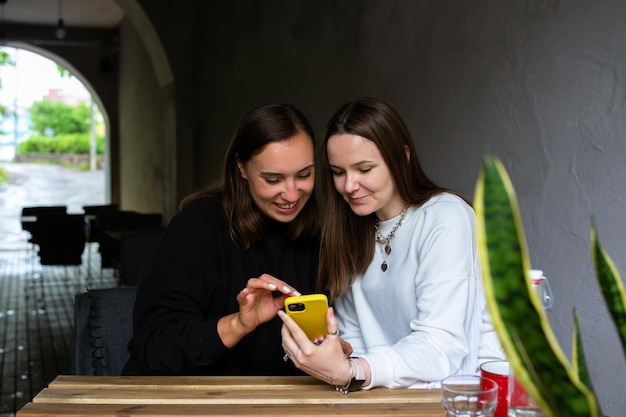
[
  {"left": 282, "top": 285, "right": 291, "bottom": 293},
  {"left": 268, "top": 283, "right": 277, "bottom": 290}
]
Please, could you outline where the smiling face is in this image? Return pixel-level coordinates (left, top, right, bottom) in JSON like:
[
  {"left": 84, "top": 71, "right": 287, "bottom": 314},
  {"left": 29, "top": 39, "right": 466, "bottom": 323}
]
[
  {"left": 327, "top": 133, "right": 405, "bottom": 221},
  {"left": 237, "top": 131, "right": 315, "bottom": 223}
]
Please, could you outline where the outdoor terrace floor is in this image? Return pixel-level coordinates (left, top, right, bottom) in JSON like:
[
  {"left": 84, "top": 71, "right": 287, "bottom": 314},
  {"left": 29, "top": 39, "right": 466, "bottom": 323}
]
[{"left": 0, "top": 243, "right": 116, "bottom": 417}]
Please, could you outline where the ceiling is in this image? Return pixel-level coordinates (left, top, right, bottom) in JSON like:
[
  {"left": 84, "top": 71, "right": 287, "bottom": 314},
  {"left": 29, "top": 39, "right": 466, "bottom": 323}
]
[{"left": 1, "top": 0, "right": 125, "bottom": 29}]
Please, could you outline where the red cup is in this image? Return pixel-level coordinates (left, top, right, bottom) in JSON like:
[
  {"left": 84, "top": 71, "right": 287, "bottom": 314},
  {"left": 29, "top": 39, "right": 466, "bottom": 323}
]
[{"left": 480, "top": 361, "right": 510, "bottom": 417}]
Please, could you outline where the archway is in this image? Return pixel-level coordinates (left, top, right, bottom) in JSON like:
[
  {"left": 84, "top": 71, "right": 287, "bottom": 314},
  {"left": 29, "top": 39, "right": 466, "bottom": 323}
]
[
  {"left": 1, "top": 43, "right": 112, "bottom": 199},
  {"left": 114, "top": 0, "right": 177, "bottom": 220},
  {"left": 1, "top": 0, "right": 177, "bottom": 219}
]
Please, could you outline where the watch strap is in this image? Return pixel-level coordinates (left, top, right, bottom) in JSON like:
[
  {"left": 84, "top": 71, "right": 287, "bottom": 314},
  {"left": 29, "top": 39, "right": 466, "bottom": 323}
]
[{"left": 348, "top": 357, "right": 366, "bottom": 391}]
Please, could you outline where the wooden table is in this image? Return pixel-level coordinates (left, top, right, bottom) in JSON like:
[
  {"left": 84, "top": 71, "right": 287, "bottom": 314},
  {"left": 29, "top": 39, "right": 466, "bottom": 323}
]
[{"left": 17, "top": 375, "right": 444, "bottom": 417}]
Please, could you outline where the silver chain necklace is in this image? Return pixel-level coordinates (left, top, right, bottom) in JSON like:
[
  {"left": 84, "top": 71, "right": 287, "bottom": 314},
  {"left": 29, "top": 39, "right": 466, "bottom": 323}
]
[{"left": 374, "top": 205, "right": 409, "bottom": 272}]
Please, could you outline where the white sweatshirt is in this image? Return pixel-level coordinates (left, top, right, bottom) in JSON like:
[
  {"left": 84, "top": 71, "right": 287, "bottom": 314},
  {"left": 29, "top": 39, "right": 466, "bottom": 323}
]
[{"left": 334, "top": 193, "right": 504, "bottom": 389}]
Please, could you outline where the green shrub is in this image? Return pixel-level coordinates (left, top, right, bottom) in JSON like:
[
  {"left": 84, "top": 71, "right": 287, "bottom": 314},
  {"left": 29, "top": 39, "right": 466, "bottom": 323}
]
[
  {"left": 18, "top": 136, "right": 55, "bottom": 153},
  {"left": 17, "top": 134, "right": 104, "bottom": 155},
  {"left": 0, "top": 165, "right": 8, "bottom": 183}
]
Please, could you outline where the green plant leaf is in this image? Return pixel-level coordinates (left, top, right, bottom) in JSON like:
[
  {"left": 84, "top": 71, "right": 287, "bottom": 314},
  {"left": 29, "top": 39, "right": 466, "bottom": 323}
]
[
  {"left": 474, "top": 153, "right": 597, "bottom": 417},
  {"left": 591, "top": 222, "right": 626, "bottom": 357},
  {"left": 572, "top": 310, "right": 604, "bottom": 417}
]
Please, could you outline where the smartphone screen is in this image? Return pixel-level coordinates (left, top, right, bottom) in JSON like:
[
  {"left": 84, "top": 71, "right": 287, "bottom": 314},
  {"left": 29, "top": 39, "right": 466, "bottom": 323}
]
[{"left": 284, "top": 294, "right": 328, "bottom": 341}]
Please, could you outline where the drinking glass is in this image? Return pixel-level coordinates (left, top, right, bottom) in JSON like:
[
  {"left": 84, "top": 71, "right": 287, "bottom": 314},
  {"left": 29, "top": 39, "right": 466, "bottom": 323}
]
[
  {"left": 441, "top": 374, "right": 498, "bottom": 417},
  {"left": 508, "top": 372, "right": 546, "bottom": 417}
]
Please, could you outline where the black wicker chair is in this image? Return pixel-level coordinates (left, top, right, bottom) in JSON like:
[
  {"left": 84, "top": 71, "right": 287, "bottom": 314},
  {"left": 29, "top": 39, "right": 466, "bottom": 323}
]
[{"left": 71, "top": 286, "right": 137, "bottom": 375}]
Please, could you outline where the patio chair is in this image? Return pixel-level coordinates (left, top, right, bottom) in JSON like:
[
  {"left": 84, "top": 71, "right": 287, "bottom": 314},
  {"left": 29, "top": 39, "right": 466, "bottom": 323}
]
[{"left": 71, "top": 286, "right": 137, "bottom": 375}]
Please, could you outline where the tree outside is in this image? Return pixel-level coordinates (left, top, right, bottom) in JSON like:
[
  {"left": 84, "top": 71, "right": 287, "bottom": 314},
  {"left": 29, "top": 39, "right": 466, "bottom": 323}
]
[
  {"left": 30, "top": 99, "right": 91, "bottom": 135},
  {"left": 0, "top": 49, "right": 14, "bottom": 182},
  {"left": 0, "top": 49, "right": 14, "bottom": 122},
  {"left": 18, "top": 98, "right": 105, "bottom": 158}
]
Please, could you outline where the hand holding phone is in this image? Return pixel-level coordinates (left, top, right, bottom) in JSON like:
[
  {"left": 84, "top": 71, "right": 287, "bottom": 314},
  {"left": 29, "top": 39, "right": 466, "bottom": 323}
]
[{"left": 284, "top": 294, "right": 328, "bottom": 341}]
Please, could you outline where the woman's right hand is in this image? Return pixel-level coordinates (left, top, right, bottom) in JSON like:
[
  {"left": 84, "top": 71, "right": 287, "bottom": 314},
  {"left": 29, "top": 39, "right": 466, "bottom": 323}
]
[
  {"left": 218, "top": 274, "right": 300, "bottom": 348},
  {"left": 279, "top": 307, "right": 355, "bottom": 386}
]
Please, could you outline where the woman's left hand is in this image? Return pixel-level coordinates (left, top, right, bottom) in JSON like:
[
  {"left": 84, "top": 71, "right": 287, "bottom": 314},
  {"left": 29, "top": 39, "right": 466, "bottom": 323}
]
[{"left": 278, "top": 307, "right": 353, "bottom": 386}]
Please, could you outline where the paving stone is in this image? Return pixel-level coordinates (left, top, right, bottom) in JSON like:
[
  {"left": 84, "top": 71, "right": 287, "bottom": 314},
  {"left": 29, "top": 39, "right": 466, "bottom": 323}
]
[{"left": 0, "top": 162, "right": 115, "bottom": 416}]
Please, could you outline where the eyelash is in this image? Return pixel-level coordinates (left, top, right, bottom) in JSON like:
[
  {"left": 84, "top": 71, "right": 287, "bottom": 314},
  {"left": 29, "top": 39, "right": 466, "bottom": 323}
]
[
  {"left": 264, "top": 172, "right": 312, "bottom": 184},
  {"left": 331, "top": 167, "right": 371, "bottom": 176}
]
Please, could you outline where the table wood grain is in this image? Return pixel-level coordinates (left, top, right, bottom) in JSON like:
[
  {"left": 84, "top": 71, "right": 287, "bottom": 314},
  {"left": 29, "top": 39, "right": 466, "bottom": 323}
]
[{"left": 17, "top": 375, "right": 444, "bottom": 417}]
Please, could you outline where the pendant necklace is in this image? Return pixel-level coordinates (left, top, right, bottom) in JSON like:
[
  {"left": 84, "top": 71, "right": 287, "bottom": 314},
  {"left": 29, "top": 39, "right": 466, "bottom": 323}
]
[{"left": 374, "top": 205, "right": 409, "bottom": 272}]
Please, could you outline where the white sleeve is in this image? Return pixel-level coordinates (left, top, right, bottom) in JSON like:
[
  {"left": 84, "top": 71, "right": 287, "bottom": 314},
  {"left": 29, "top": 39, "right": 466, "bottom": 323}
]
[
  {"left": 478, "top": 304, "right": 506, "bottom": 365},
  {"left": 334, "top": 288, "right": 366, "bottom": 355}
]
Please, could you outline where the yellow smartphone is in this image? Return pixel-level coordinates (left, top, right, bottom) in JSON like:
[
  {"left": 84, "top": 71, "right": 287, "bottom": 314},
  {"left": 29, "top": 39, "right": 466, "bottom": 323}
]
[{"left": 284, "top": 294, "right": 328, "bottom": 341}]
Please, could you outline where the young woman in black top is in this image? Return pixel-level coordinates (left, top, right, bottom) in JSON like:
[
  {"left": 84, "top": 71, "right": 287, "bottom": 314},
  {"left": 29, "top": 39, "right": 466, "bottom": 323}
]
[{"left": 122, "top": 103, "right": 319, "bottom": 375}]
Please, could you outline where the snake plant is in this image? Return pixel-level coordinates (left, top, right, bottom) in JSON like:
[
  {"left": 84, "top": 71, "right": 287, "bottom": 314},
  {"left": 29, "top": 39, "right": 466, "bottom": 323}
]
[{"left": 474, "top": 153, "right": 626, "bottom": 417}]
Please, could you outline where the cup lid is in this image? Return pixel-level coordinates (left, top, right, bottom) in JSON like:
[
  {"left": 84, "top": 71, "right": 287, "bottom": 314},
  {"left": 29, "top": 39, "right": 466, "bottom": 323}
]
[{"left": 527, "top": 269, "right": 544, "bottom": 284}]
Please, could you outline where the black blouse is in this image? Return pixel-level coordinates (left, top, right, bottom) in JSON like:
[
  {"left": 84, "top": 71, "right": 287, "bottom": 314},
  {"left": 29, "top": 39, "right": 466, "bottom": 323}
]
[{"left": 122, "top": 197, "right": 319, "bottom": 375}]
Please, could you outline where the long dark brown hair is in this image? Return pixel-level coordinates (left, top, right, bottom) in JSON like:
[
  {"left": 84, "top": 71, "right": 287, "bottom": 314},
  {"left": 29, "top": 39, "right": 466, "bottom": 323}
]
[
  {"left": 318, "top": 98, "right": 466, "bottom": 301},
  {"left": 180, "top": 103, "right": 319, "bottom": 249}
]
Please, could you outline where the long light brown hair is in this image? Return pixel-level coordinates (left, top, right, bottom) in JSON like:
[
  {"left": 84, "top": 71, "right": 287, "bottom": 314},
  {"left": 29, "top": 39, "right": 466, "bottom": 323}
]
[
  {"left": 181, "top": 103, "right": 319, "bottom": 249},
  {"left": 318, "top": 98, "right": 465, "bottom": 301}
]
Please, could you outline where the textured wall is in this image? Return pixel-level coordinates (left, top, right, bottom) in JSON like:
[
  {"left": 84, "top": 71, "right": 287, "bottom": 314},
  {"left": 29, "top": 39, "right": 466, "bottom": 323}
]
[{"left": 411, "top": 3, "right": 626, "bottom": 413}]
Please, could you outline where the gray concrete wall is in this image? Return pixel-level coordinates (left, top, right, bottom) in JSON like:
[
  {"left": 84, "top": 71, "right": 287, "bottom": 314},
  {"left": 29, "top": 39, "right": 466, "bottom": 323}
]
[
  {"left": 117, "top": 20, "right": 164, "bottom": 215},
  {"left": 128, "top": 0, "right": 196, "bottom": 210},
  {"left": 138, "top": 0, "right": 625, "bottom": 413},
  {"left": 411, "top": 3, "right": 626, "bottom": 413}
]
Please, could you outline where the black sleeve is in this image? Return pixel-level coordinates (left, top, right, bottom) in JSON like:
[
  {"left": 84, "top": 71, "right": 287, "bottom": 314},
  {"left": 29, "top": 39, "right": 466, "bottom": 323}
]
[{"left": 127, "top": 199, "right": 234, "bottom": 374}]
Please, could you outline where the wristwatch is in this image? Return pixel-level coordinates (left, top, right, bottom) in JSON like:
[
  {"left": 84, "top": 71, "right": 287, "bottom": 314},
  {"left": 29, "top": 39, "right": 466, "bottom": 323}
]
[
  {"left": 348, "top": 357, "right": 366, "bottom": 391},
  {"left": 334, "top": 356, "right": 367, "bottom": 394}
]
